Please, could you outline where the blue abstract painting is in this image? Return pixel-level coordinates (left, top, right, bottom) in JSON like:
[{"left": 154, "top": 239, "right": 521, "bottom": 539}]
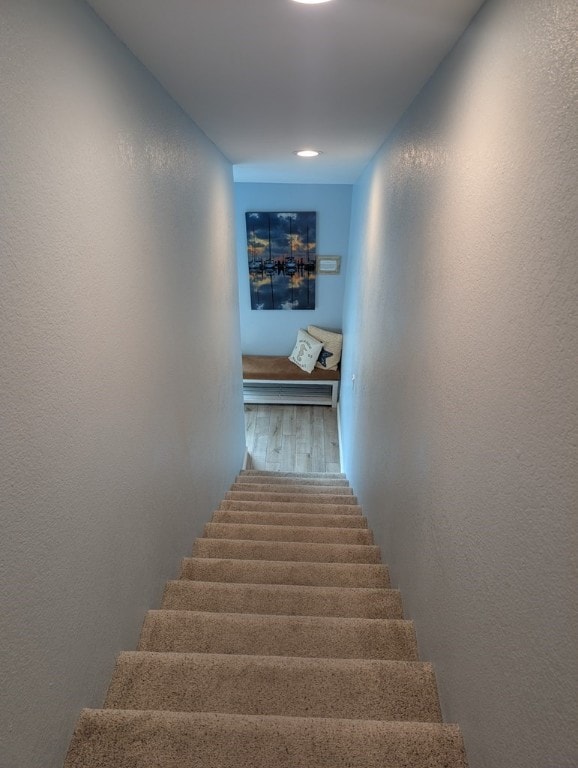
[{"left": 246, "top": 211, "right": 316, "bottom": 310}]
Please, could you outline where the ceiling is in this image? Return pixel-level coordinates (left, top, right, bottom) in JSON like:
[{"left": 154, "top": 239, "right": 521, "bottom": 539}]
[{"left": 87, "top": 0, "right": 486, "bottom": 184}]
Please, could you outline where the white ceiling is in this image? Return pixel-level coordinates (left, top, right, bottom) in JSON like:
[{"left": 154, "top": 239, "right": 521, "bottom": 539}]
[{"left": 87, "top": 0, "right": 486, "bottom": 184}]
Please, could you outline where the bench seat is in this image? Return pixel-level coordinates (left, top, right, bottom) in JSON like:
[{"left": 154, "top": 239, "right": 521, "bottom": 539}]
[{"left": 242, "top": 355, "right": 340, "bottom": 407}]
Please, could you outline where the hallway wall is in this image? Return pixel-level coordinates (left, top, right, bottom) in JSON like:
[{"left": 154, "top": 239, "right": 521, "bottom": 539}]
[
  {"left": 339, "top": 1, "right": 577, "bottom": 767},
  {"left": 0, "top": 1, "right": 245, "bottom": 766}
]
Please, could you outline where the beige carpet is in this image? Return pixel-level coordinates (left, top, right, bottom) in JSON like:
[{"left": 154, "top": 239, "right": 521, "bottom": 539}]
[{"left": 63, "top": 470, "right": 469, "bottom": 768}]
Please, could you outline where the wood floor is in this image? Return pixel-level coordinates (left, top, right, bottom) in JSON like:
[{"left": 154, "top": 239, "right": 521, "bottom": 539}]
[{"left": 244, "top": 404, "right": 341, "bottom": 474}]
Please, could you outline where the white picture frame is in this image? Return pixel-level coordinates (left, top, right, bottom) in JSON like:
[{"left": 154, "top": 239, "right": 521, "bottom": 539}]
[{"left": 317, "top": 256, "right": 341, "bottom": 275}]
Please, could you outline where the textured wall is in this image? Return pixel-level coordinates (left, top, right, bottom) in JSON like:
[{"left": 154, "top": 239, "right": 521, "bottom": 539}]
[
  {"left": 0, "top": 1, "right": 245, "bottom": 766},
  {"left": 235, "top": 183, "right": 352, "bottom": 354},
  {"left": 340, "top": 1, "right": 577, "bottom": 767}
]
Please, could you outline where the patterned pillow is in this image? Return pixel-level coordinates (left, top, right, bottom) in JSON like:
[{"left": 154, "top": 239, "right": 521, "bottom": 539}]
[
  {"left": 307, "top": 325, "right": 343, "bottom": 371},
  {"left": 289, "top": 329, "right": 324, "bottom": 373}
]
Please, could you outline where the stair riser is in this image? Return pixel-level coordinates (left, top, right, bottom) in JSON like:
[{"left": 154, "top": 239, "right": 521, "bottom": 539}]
[
  {"left": 236, "top": 475, "right": 350, "bottom": 487},
  {"left": 162, "top": 581, "right": 402, "bottom": 618},
  {"left": 65, "top": 711, "right": 467, "bottom": 768},
  {"left": 219, "top": 500, "right": 363, "bottom": 515},
  {"left": 211, "top": 510, "right": 368, "bottom": 529},
  {"left": 203, "top": 523, "right": 373, "bottom": 545},
  {"left": 225, "top": 491, "right": 359, "bottom": 505},
  {"left": 106, "top": 652, "right": 441, "bottom": 722},
  {"left": 192, "top": 538, "right": 381, "bottom": 564},
  {"left": 179, "top": 558, "right": 391, "bottom": 588},
  {"left": 230, "top": 483, "right": 354, "bottom": 496},
  {"left": 139, "top": 611, "right": 418, "bottom": 660}
]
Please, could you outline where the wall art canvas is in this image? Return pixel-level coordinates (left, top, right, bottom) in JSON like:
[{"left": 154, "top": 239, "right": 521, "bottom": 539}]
[{"left": 246, "top": 211, "right": 316, "bottom": 310}]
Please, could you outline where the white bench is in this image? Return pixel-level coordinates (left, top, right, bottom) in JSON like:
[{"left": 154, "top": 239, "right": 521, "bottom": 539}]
[{"left": 242, "top": 355, "right": 340, "bottom": 408}]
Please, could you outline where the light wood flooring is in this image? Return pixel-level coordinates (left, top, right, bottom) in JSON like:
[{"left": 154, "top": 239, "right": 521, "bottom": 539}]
[{"left": 244, "top": 404, "right": 341, "bottom": 474}]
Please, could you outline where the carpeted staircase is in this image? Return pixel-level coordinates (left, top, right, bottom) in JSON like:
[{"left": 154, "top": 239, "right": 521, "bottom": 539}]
[{"left": 63, "top": 470, "right": 469, "bottom": 768}]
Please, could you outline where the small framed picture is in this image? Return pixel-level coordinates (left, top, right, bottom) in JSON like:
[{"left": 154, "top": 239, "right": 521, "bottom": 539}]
[{"left": 317, "top": 256, "right": 341, "bottom": 275}]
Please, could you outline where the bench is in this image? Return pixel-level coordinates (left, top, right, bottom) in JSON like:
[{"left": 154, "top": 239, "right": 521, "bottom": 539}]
[{"left": 242, "top": 355, "right": 340, "bottom": 408}]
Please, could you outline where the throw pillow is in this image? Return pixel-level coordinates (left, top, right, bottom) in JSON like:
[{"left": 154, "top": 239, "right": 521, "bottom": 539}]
[
  {"left": 289, "top": 329, "right": 324, "bottom": 373},
  {"left": 307, "top": 325, "right": 343, "bottom": 371}
]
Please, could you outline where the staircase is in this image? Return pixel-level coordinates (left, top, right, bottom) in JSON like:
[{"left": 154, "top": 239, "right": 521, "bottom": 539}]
[{"left": 63, "top": 470, "right": 468, "bottom": 768}]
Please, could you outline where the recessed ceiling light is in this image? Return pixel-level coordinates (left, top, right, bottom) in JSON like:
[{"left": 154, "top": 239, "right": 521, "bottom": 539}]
[
  {"left": 292, "top": 0, "right": 333, "bottom": 4},
  {"left": 294, "top": 149, "right": 322, "bottom": 158}
]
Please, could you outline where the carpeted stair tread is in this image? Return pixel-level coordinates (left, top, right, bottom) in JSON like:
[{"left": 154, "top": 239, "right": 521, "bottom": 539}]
[
  {"left": 229, "top": 482, "right": 354, "bottom": 495},
  {"left": 161, "top": 580, "right": 403, "bottom": 618},
  {"left": 203, "top": 522, "right": 373, "bottom": 544},
  {"left": 63, "top": 469, "right": 469, "bottom": 768},
  {"left": 224, "top": 490, "right": 359, "bottom": 505},
  {"left": 179, "top": 557, "right": 391, "bottom": 587},
  {"left": 138, "top": 610, "right": 418, "bottom": 660},
  {"left": 211, "top": 509, "right": 369, "bottom": 528},
  {"left": 105, "top": 651, "right": 442, "bottom": 721},
  {"left": 240, "top": 470, "right": 346, "bottom": 478},
  {"left": 219, "top": 499, "right": 363, "bottom": 515},
  {"left": 192, "top": 537, "right": 381, "bottom": 563},
  {"left": 235, "top": 474, "right": 350, "bottom": 487},
  {"left": 64, "top": 710, "right": 467, "bottom": 768}
]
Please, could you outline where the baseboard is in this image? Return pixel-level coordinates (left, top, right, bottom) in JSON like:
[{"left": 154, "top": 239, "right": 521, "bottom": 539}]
[{"left": 337, "top": 403, "right": 344, "bottom": 472}]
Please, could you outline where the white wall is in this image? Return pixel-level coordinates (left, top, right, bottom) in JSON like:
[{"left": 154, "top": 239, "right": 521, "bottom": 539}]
[
  {"left": 235, "top": 183, "right": 352, "bottom": 354},
  {"left": 0, "top": 1, "right": 245, "bottom": 766},
  {"left": 340, "top": 1, "right": 577, "bottom": 767}
]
